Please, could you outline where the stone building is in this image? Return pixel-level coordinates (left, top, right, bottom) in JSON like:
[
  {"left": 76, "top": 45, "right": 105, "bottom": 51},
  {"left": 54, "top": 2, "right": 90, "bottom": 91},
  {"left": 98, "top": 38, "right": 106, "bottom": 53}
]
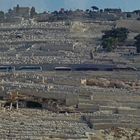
[
  {"left": 6, "top": 5, "right": 30, "bottom": 19},
  {"left": 13, "top": 5, "right": 30, "bottom": 18}
]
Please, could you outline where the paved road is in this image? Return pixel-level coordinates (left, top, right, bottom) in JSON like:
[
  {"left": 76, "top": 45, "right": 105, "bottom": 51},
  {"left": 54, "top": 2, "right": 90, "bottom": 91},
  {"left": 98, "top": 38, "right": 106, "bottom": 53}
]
[{"left": 0, "top": 63, "right": 137, "bottom": 72}]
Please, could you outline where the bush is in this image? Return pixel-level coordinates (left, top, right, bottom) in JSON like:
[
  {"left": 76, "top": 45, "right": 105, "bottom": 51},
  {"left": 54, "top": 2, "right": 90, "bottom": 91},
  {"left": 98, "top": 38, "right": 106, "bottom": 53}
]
[
  {"left": 135, "top": 34, "right": 140, "bottom": 53},
  {"left": 102, "top": 28, "right": 129, "bottom": 52}
]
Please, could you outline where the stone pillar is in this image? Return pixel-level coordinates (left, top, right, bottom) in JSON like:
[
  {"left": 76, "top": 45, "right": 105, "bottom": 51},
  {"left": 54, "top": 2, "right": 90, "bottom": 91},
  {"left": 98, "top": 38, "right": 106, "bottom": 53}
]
[
  {"left": 10, "top": 102, "right": 12, "bottom": 110},
  {"left": 91, "top": 95, "right": 94, "bottom": 100},
  {"left": 42, "top": 76, "right": 45, "bottom": 84},
  {"left": 16, "top": 101, "right": 19, "bottom": 110}
]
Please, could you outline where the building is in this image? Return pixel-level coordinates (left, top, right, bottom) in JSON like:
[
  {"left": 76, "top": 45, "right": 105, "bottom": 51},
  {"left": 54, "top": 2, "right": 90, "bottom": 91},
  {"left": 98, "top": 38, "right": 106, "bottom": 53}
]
[
  {"left": 35, "top": 13, "right": 50, "bottom": 22},
  {"left": 6, "top": 5, "right": 30, "bottom": 19},
  {"left": 14, "top": 7, "right": 30, "bottom": 18},
  {"left": 104, "top": 8, "right": 122, "bottom": 14}
]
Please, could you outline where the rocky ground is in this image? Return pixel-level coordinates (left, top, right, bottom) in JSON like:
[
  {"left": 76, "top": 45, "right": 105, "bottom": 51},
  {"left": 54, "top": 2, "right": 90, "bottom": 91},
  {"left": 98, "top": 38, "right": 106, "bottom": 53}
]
[
  {"left": 0, "top": 20, "right": 140, "bottom": 140},
  {"left": 0, "top": 108, "right": 91, "bottom": 140},
  {"left": 89, "top": 127, "right": 140, "bottom": 140},
  {"left": 0, "top": 20, "right": 139, "bottom": 67},
  {"left": 0, "top": 108, "right": 139, "bottom": 140},
  {"left": 85, "top": 78, "right": 140, "bottom": 90}
]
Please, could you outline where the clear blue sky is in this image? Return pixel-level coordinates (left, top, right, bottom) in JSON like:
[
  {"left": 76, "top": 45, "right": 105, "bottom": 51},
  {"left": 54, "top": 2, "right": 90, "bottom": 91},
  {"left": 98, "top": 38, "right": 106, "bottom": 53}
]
[{"left": 0, "top": 0, "right": 140, "bottom": 12}]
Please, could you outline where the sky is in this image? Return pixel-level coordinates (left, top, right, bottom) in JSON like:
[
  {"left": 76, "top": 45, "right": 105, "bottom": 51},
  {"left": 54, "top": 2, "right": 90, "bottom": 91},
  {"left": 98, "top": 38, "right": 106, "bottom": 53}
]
[{"left": 0, "top": 0, "right": 140, "bottom": 12}]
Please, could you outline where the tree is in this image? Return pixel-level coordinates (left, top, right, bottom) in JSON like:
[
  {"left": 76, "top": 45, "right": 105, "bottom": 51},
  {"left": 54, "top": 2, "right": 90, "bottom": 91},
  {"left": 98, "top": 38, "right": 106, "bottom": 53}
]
[
  {"left": 102, "top": 37, "right": 118, "bottom": 52},
  {"left": 102, "top": 28, "right": 129, "bottom": 52},
  {"left": 43, "top": 11, "right": 47, "bottom": 14},
  {"left": 30, "top": 7, "right": 36, "bottom": 18},
  {"left": 127, "top": 13, "right": 131, "bottom": 18},
  {"left": 86, "top": 9, "right": 90, "bottom": 13},
  {"left": 0, "top": 11, "right": 4, "bottom": 19},
  {"left": 133, "top": 10, "right": 140, "bottom": 15},
  {"left": 91, "top": 6, "right": 99, "bottom": 11},
  {"left": 102, "top": 28, "right": 129, "bottom": 42},
  {"left": 100, "top": 9, "right": 103, "bottom": 13},
  {"left": 59, "top": 8, "right": 65, "bottom": 14},
  {"left": 135, "top": 34, "right": 140, "bottom": 53},
  {"left": 52, "top": 11, "right": 59, "bottom": 15},
  {"left": 8, "top": 9, "right": 12, "bottom": 14}
]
